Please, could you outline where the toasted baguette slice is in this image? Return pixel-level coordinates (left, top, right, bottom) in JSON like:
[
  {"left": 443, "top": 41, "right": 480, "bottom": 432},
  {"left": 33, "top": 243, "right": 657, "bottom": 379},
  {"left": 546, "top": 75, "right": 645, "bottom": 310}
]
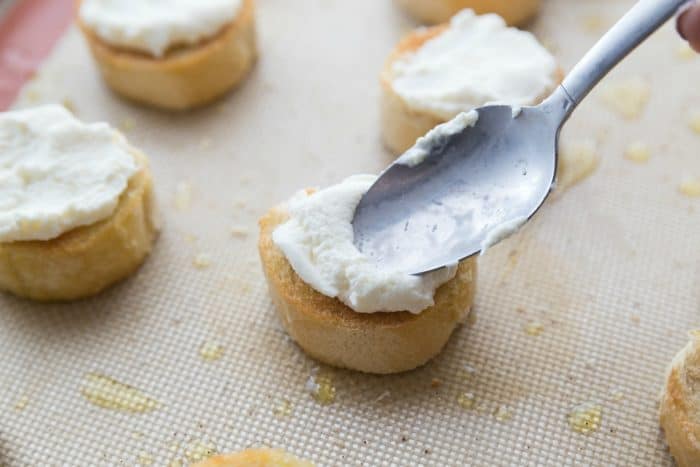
[
  {"left": 0, "top": 151, "right": 159, "bottom": 302},
  {"left": 660, "top": 333, "right": 700, "bottom": 467},
  {"left": 193, "top": 449, "right": 313, "bottom": 467},
  {"left": 381, "top": 23, "right": 562, "bottom": 155},
  {"left": 395, "top": 0, "right": 541, "bottom": 26},
  {"left": 258, "top": 198, "right": 477, "bottom": 375},
  {"left": 77, "top": 0, "right": 257, "bottom": 111}
]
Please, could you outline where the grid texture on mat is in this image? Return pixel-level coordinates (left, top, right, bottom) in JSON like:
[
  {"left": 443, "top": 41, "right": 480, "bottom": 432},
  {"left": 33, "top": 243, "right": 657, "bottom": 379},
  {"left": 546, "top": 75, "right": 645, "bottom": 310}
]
[{"left": 1, "top": 0, "right": 699, "bottom": 465}]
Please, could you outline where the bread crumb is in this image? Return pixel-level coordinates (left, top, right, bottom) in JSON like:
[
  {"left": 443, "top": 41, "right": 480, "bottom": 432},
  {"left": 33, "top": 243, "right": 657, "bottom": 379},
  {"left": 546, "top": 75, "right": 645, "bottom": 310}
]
[
  {"left": 494, "top": 405, "right": 513, "bottom": 422},
  {"left": 184, "top": 440, "right": 217, "bottom": 464},
  {"left": 624, "top": 142, "right": 650, "bottom": 163},
  {"left": 677, "top": 42, "right": 696, "bottom": 60},
  {"left": 568, "top": 402, "right": 602, "bottom": 434},
  {"left": 137, "top": 453, "right": 154, "bottom": 466},
  {"left": 230, "top": 226, "right": 250, "bottom": 238},
  {"left": 557, "top": 139, "right": 600, "bottom": 191},
  {"left": 193, "top": 253, "right": 212, "bottom": 269},
  {"left": 689, "top": 111, "right": 700, "bottom": 134},
  {"left": 679, "top": 177, "right": 700, "bottom": 197},
  {"left": 14, "top": 395, "right": 29, "bottom": 411},
  {"left": 174, "top": 182, "right": 193, "bottom": 211},
  {"left": 430, "top": 378, "right": 443, "bottom": 388},
  {"left": 120, "top": 117, "right": 136, "bottom": 132},
  {"left": 306, "top": 373, "right": 336, "bottom": 405},
  {"left": 457, "top": 392, "right": 476, "bottom": 409},
  {"left": 199, "top": 341, "right": 224, "bottom": 361},
  {"left": 524, "top": 321, "right": 544, "bottom": 336},
  {"left": 274, "top": 398, "right": 293, "bottom": 418},
  {"left": 601, "top": 77, "right": 650, "bottom": 119}
]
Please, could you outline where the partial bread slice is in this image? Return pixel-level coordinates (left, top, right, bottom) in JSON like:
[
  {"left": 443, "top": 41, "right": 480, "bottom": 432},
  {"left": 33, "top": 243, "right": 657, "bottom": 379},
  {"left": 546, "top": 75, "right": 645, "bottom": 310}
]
[
  {"left": 192, "top": 449, "right": 313, "bottom": 467},
  {"left": 381, "top": 23, "right": 562, "bottom": 155},
  {"left": 77, "top": 0, "right": 257, "bottom": 111},
  {"left": 0, "top": 151, "right": 159, "bottom": 302},
  {"left": 660, "top": 332, "right": 700, "bottom": 467},
  {"left": 258, "top": 198, "right": 477, "bottom": 375},
  {"left": 395, "top": 0, "right": 541, "bottom": 26}
]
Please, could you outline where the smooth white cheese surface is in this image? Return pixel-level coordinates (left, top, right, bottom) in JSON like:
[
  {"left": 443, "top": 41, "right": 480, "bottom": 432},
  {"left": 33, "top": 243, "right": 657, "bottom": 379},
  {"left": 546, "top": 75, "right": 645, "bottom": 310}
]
[
  {"left": 0, "top": 105, "right": 137, "bottom": 242},
  {"left": 391, "top": 9, "right": 557, "bottom": 120},
  {"left": 272, "top": 175, "right": 457, "bottom": 314},
  {"left": 79, "top": 0, "right": 243, "bottom": 57}
]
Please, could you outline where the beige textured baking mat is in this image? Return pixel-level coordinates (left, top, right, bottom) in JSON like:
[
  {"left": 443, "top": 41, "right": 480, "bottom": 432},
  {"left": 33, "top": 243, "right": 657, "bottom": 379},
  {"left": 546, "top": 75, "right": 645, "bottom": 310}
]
[{"left": 2, "top": 0, "right": 699, "bottom": 465}]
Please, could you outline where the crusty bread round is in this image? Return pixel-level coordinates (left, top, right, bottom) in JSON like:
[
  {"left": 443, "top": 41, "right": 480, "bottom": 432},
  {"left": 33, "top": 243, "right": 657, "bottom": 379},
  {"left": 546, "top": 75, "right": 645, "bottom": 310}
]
[
  {"left": 395, "top": 0, "right": 541, "bottom": 26},
  {"left": 660, "top": 333, "right": 700, "bottom": 467},
  {"left": 77, "top": 0, "right": 257, "bottom": 111},
  {"left": 0, "top": 151, "right": 159, "bottom": 302},
  {"left": 258, "top": 198, "right": 477, "bottom": 375},
  {"left": 381, "top": 23, "right": 562, "bottom": 155},
  {"left": 192, "top": 449, "right": 313, "bottom": 467}
]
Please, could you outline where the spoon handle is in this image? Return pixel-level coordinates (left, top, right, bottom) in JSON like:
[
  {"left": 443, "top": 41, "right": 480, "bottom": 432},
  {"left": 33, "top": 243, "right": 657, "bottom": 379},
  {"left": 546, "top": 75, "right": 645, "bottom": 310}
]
[{"left": 561, "top": 0, "right": 689, "bottom": 107}]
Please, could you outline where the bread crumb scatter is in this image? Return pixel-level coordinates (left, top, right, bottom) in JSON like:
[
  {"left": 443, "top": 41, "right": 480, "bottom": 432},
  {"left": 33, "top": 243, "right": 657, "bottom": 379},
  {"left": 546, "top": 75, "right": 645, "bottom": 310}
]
[
  {"left": 601, "top": 77, "right": 650, "bottom": 119},
  {"left": 80, "top": 373, "right": 160, "bottom": 413},
  {"left": 274, "top": 398, "right": 293, "bottom": 418},
  {"left": 568, "top": 402, "right": 602, "bottom": 434},
  {"left": 494, "top": 405, "right": 513, "bottom": 422},
  {"left": 306, "top": 373, "right": 336, "bottom": 405},
  {"left": 199, "top": 341, "right": 225, "bottom": 361},
  {"left": 174, "top": 181, "right": 193, "bottom": 211},
  {"left": 679, "top": 177, "right": 700, "bottom": 197},
  {"left": 457, "top": 392, "right": 476, "bottom": 410},
  {"left": 193, "top": 253, "right": 212, "bottom": 269},
  {"left": 624, "top": 142, "right": 650, "bottom": 163},
  {"left": 525, "top": 321, "right": 545, "bottom": 336}
]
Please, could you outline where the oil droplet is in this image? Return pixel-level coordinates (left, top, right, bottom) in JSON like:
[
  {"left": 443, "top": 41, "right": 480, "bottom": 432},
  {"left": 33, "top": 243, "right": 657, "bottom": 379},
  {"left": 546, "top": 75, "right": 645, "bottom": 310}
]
[
  {"left": 557, "top": 140, "right": 600, "bottom": 191},
  {"left": 679, "top": 177, "right": 700, "bottom": 197},
  {"left": 677, "top": 42, "right": 696, "bottom": 60},
  {"left": 601, "top": 77, "right": 650, "bottom": 119},
  {"left": 193, "top": 253, "right": 212, "bottom": 269},
  {"left": 494, "top": 405, "right": 513, "bottom": 422},
  {"left": 524, "top": 321, "right": 545, "bottom": 336},
  {"left": 568, "top": 402, "right": 602, "bottom": 434},
  {"left": 457, "top": 392, "right": 476, "bottom": 410},
  {"left": 306, "top": 373, "right": 336, "bottom": 405},
  {"left": 137, "top": 453, "right": 154, "bottom": 466},
  {"left": 689, "top": 112, "right": 700, "bottom": 134},
  {"left": 80, "top": 373, "right": 160, "bottom": 413},
  {"left": 199, "top": 341, "right": 225, "bottom": 362},
  {"left": 14, "top": 395, "right": 29, "bottom": 411},
  {"left": 184, "top": 440, "right": 217, "bottom": 463},
  {"left": 274, "top": 398, "right": 293, "bottom": 418},
  {"left": 624, "top": 142, "right": 650, "bottom": 163},
  {"left": 174, "top": 181, "right": 192, "bottom": 211}
]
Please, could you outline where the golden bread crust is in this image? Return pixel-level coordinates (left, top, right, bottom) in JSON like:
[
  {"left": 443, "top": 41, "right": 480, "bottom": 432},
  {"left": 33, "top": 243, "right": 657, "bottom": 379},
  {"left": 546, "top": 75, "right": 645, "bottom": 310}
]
[
  {"left": 192, "top": 449, "right": 313, "bottom": 467},
  {"left": 77, "top": 0, "right": 257, "bottom": 110},
  {"left": 381, "top": 22, "right": 563, "bottom": 155},
  {"left": 660, "top": 340, "right": 700, "bottom": 467},
  {"left": 0, "top": 151, "right": 159, "bottom": 302},
  {"left": 395, "top": 0, "right": 542, "bottom": 26},
  {"left": 258, "top": 200, "right": 477, "bottom": 374}
]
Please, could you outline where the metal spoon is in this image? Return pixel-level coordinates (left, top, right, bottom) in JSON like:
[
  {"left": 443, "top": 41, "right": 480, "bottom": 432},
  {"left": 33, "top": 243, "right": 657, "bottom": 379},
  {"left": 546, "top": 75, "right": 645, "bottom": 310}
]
[{"left": 352, "top": 0, "right": 688, "bottom": 275}]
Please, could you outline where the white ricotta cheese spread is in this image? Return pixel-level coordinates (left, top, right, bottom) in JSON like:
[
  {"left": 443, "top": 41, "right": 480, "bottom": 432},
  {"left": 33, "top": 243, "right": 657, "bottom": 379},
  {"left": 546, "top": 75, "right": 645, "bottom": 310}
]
[
  {"left": 391, "top": 9, "right": 557, "bottom": 120},
  {"left": 272, "top": 175, "right": 457, "bottom": 314},
  {"left": 0, "top": 105, "right": 137, "bottom": 242},
  {"left": 79, "top": 0, "right": 243, "bottom": 57}
]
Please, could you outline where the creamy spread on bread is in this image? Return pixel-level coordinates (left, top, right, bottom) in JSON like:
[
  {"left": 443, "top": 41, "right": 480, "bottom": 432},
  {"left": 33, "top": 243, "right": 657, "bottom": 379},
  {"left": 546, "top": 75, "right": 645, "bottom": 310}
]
[
  {"left": 272, "top": 175, "right": 457, "bottom": 314},
  {"left": 0, "top": 105, "right": 137, "bottom": 242},
  {"left": 390, "top": 9, "right": 557, "bottom": 120},
  {"left": 79, "top": 0, "right": 243, "bottom": 57}
]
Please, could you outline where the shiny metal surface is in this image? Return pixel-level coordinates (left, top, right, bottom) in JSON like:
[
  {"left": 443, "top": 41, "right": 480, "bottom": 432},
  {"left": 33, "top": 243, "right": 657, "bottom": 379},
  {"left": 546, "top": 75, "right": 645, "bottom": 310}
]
[{"left": 353, "top": 0, "right": 688, "bottom": 274}]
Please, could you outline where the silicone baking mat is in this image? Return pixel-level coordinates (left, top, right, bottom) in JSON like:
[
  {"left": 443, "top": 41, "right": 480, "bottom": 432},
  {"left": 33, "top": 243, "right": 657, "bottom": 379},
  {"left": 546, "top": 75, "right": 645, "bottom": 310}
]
[{"left": 2, "top": 0, "right": 699, "bottom": 465}]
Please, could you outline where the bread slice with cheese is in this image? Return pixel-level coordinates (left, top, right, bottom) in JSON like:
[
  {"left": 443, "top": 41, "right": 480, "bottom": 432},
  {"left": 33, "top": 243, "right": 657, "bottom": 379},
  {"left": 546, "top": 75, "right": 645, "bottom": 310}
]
[
  {"left": 0, "top": 151, "right": 159, "bottom": 302},
  {"left": 77, "top": 0, "right": 257, "bottom": 111},
  {"left": 258, "top": 195, "right": 477, "bottom": 375},
  {"left": 395, "top": 0, "right": 541, "bottom": 26},
  {"left": 660, "top": 332, "right": 700, "bottom": 467}
]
